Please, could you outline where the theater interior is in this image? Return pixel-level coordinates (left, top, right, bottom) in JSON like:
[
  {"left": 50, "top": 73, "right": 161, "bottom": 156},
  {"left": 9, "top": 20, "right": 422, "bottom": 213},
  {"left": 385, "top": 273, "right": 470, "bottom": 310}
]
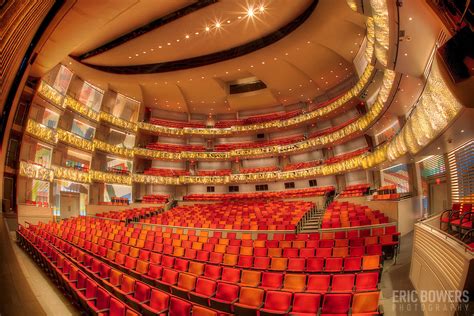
[{"left": 0, "top": 0, "right": 473, "bottom": 315}]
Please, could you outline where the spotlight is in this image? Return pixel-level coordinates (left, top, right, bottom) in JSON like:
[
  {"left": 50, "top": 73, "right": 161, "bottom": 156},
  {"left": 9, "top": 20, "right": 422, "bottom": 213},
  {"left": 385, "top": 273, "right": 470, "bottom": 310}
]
[
  {"left": 215, "top": 22, "right": 221, "bottom": 28},
  {"left": 205, "top": 26, "right": 210, "bottom": 32},
  {"left": 247, "top": 7, "right": 255, "bottom": 17},
  {"left": 259, "top": 5, "right": 265, "bottom": 12}
]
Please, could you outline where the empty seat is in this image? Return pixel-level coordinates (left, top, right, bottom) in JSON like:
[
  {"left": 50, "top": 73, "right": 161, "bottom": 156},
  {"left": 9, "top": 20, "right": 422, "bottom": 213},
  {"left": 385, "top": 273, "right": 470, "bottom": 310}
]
[
  {"left": 343, "top": 256, "right": 362, "bottom": 272},
  {"left": 204, "top": 265, "right": 222, "bottom": 280},
  {"left": 290, "top": 293, "right": 322, "bottom": 315},
  {"left": 306, "top": 274, "right": 330, "bottom": 293},
  {"left": 321, "top": 293, "right": 352, "bottom": 315},
  {"left": 355, "top": 272, "right": 379, "bottom": 292},
  {"left": 325, "top": 257, "right": 343, "bottom": 272},
  {"left": 127, "top": 281, "right": 151, "bottom": 310},
  {"left": 192, "top": 305, "right": 218, "bottom": 316},
  {"left": 287, "top": 258, "right": 306, "bottom": 272},
  {"left": 352, "top": 291, "right": 381, "bottom": 315},
  {"left": 189, "top": 277, "right": 217, "bottom": 306},
  {"left": 261, "top": 272, "right": 283, "bottom": 290},
  {"left": 156, "top": 268, "right": 179, "bottom": 291},
  {"left": 306, "top": 257, "right": 324, "bottom": 272},
  {"left": 362, "top": 255, "right": 380, "bottom": 271},
  {"left": 171, "top": 273, "right": 197, "bottom": 298},
  {"left": 253, "top": 257, "right": 270, "bottom": 270},
  {"left": 239, "top": 270, "right": 261, "bottom": 287},
  {"left": 209, "top": 282, "right": 240, "bottom": 313},
  {"left": 221, "top": 267, "right": 241, "bottom": 283},
  {"left": 142, "top": 264, "right": 163, "bottom": 286},
  {"left": 233, "top": 287, "right": 265, "bottom": 315},
  {"left": 188, "top": 261, "right": 205, "bottom": 276},
  {"left": 260, "top": 291, "right": 293, "bottom": 315},
  {"left": 270, "top": 257, "right": 288, "bottom": 271},
  {"left": 331, "top": 274, "right": 355, "bottom": 293},
  {"left": 169, "top": 297, "right": 192, "bottom": 316},
  {"left": 282, "top": 274, "right": 306, "bottom": 292}
]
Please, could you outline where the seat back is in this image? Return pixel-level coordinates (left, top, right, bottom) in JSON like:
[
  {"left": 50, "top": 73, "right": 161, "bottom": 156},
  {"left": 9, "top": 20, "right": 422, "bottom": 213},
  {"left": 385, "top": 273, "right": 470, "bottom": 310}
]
[
  {"left": 292, "top": 293, "right": 321, "bottom": 313},
  {"left": 169, "top": 297, "right": 192, "bottom": 316},
  {"left": 214, "top": 282, "right": 239, "bottom": 302},
  {"left": 263, "top": 291, "right": 292, "bottom": 312},
  {"left": 322, "top": 293, "right": 352, "bottom": 314},
  {"left": 238, "top": 287, "right": 264, "bottom": 307},
  {"left": 352, "top": 291, "right": 380, "bottom": 314}
]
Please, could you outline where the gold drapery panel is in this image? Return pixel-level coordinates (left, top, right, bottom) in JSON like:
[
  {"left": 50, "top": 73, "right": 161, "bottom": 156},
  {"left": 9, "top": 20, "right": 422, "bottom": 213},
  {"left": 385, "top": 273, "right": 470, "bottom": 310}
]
[
  {"left": 37, "top": 80, "right": 64, "bottom": 107},
  {"left": 90, "top": 170, "right": 132, "bottom": 185},
  {"left": 52, "top": 165, "right": 91, "bottom": 183},
  {"left": 387, "top": 61, "right": 462, "bottom": 160},
  {"left": 25, "top": 119, "right": 57, "bottom": 144},
  {"left": 100, "top": 111, "right": 137, "bottom": 132},
  {"left": 19, "top": 161, "right": 54, "bottom": 182},
  {"left": 57, "top": 129, "right": 94, "bottom": 151},
  {"left": 369, "top": 0, "right": 390, "bottom": 67},
  {"left": 93, "top": 139, "right": 135, "bottom": 158},
  {"left": 63, "top": 95, "right": 99, "bottom": 121}
]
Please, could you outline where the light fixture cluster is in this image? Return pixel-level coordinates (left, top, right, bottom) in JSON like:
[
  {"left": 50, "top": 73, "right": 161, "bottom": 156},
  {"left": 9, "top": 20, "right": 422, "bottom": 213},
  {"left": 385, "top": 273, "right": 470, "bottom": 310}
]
[{"left": 128, "top": 3, "right": 267, "bottom": 60}]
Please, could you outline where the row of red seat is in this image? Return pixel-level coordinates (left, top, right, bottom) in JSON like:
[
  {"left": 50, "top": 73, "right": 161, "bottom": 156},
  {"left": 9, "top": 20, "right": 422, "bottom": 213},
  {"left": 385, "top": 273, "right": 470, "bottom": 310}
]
[
  {"left": 308, "top": 117, "right": 359, "bottom": 139},
  {"left": 283, "top": 147, "right": 369, "bottom": 171},
  {"left": 149, "top": 118, "right": 206, "bottom": 129},
  {"left": 440, "top": 203, "right": 473, "bottom": 235},
  {"left": 30, "top": 219, "right": 384, "bottom": 314},
  {"left": 322, "top": 202, "right": 390, "bottom": 228},
  {"left": 339, "top": 184, "right": 370, "bottom": 198},
  {"left": 196, "top": 170, "right": 232, "bottom": 176},
  {"left": 142, "top": 194, "right": 170, "bottom": 204},
  {"left": 20, "top": 225, "right": 229, "bottom": 316},
  {"left": 25, "top": 224, "right": 381, "bottom": 315},
  {"left": 183, "top": 186, "right": 334, "bottom": 201},
  {"left": 95, "top": 207, "right": 161, "bottom": 221},
  {"left": 214, "top": 135, "right": 305, "bottom": 151},
  {"left": 141, "top": 201, "right": 313, "bottom": 230},
  {"left": 325, "top": 147, "right": 369, "bottom": 164},
  {"left": 240, "top": 166, "right": 279, "bottom": 174},
  {"left": 145, "top": 142, "right": 206, "bottom": 152},
  {"left": 143, "top": 168, "right": 190, "bottom": 176},
  {"left": 17, "top": 227, "right": 142, "bottom": 316},
  {"left": 373, "top": 193, "right": 400, "bottom": 200}
]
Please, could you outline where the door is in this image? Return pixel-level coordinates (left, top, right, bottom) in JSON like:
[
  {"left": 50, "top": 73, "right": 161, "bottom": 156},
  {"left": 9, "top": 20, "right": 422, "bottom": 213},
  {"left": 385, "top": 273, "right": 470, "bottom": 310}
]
[
  {"left": 429, "top": 181, "right": 448, "bottom": 215},
  {"left": 60, "top": 193, "right": 80, "bottom": 219}
]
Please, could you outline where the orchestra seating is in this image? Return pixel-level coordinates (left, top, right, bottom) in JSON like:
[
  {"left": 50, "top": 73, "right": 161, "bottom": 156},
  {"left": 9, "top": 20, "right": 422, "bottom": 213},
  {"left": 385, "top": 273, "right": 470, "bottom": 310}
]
[
  {"left": 141, "top": 201, "right": 314, "bottom": 230},
  {"left": 183, "top": 186, "right": 335, "bottom": 201},
  {"left": 142, "top": 194, "right": 170, "bottom": 204},
  {"left": 16, "top": 209, "right": 393, "bottom": 316},
  {"left": 196, "top": 170, "right": 232, "bottom": 176},
  {"left": 95, "top": 207, "right": 162, "bottom": 221},
  {"left": 322, "top": 201, "right": 390, "bottom": 228},
  {"left": 149, "top": 118, "right": 206, "bottom": 128},
  {"left": 146, "top": 142, "right": 206, "bottom": 152},
  {"left": 339, "top": 184, "right": 371, "bottom": 198},
  {"left": 143, "top": 168, "right": 190, "bottom": 176}
]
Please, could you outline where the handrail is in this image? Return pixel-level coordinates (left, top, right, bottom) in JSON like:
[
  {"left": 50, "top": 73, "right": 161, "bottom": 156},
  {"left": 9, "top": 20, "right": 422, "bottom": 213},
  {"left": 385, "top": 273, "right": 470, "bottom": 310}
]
[{"left": 317, "top": 222, "right": 398, "bottom": 233}]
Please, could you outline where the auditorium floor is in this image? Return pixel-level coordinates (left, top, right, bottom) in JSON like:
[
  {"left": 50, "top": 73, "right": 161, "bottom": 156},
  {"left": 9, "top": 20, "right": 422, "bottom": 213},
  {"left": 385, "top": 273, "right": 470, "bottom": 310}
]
[
  {"left": 1, "top": 215, "right": 79, "bottom": 316},
  {"left": 380, "top": 232, "right": 423, "bottom": 316}
]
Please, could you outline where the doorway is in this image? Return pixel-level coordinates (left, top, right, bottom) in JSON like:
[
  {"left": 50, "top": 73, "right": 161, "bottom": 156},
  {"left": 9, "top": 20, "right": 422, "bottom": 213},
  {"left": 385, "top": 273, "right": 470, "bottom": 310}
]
[
  {"left": 60, "top": 192, "right": 80, "bottom": 219},
  {"left": 429, "top": 181, "right": 448, "bottom": 214}
]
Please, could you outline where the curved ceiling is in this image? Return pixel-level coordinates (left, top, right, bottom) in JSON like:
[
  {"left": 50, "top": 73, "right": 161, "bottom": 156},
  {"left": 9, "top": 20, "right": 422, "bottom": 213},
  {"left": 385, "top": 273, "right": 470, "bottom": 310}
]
[{"left": 31, "top": 0, "right": 367, "bottom": 115}]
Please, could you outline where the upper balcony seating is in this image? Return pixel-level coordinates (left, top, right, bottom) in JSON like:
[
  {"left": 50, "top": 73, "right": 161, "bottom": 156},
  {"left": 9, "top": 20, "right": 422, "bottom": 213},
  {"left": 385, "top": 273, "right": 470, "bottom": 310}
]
[
  {"left": 149, "top": 118, "right": 206, "bottom": 129},
  {"left": 214, "top": 119, "right": 243, "bottom": 128},
  {"left": 373, "top": 185, "right": 400, "bottom": 200},
  {"left": 142, "top": 194, "right": 170, "bottom": 204},
  {"left": 325, "top": 147, "right": 369, "bottom": 164},
  {"left": 284, "top": 147, "right": 369, "bottom": 171},
  {"left": 440, "top": 202, "right": 473, "bottom": 235},
  {"left": 339, "top": 184, "right": 371, "bottom": 198},
  {"left": 146, "top": 142, "right": 206, "bottom": 152},
  {"left": 322, "top": 201, "right": 390, "bottom": 228},
  {"left": 196, "top": 170, "right": 232, "bottom": 176},
  {"left": 308, "top": 117, "right": 359, "bottom": 139},
  {"left": 183, "top": 186, "right": 335, "bottom": 201},
  {"left": 214, "top": 135, "right": 305, "bottom": 151},
  {"left": 106, "top": 167, "right": 130, "bottom": 175},
  {"left": 142, "top": 201, "right": 314, "bottom": 230},
  {"left": 143, "top": 168, "right": 191, "bottom": 176},
  {"left": 240, "top": 166, "right": 279, "bottom": 174}
]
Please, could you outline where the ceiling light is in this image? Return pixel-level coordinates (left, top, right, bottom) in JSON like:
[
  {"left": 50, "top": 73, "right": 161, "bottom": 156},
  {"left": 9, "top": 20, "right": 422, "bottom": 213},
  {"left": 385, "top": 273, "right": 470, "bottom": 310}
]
[
  {"left": 409, "top": 17, "right": 413, "bottom": 21},
  {"left": 261, "top": 61, "right": 265, "bottom": 64},
  {"left": 128, "top": 56, "right": 132, "bottom": 59},
  {"left": 205, "top": 26, "right": 210, "bottom": 32},
  {"left": 167, "top": 42, "right": 171, "bottom": 45},
  {"left": 461, "top": 130, "right": 464, "bottom": 133},
  {"left": 185, "top": 34, "right": 190, "bottom": 39},
  {"left": 259, "top": 5, "right": 265, "bottom": 12},
  {"left": 225, "top": 71, "right": 229, "bottom": 74},
  {"left": 238, "top": 16, "right": 242, "bottom": 19},
  {"left": 437, "top": 147, "right": 441, "bottom": 150},
  {"left": 237, "top": 68, "right": 241, "bottom": 71},
  {"left": 195, "top": 32, "right": 199, "bottom": 35},
  {"left": 247, "top": 7, "right": 255, "bottom": 17},
  {"left": 135, "top": 53, "right": 139, "bottom": 56},
  {"left": 307, "top": 41, "right": 311, "bottom": 44},
  {"left": 250, "top": 65, "right": 254, "bottom": 68},
  {"left": 143, "top": 51, "right": 146, "bottom": 54},
  {"left": 404, "top": 53, "right": 408, "bottom": 56},
  {"left": 150, "top": 48, "right": 154, "bottom": 51},
  {"left": 227, "top": 20, "right": 231, "bottom": 23},
  {"left": 215, "top": 22, "right": 221, "bottom": 28},
  {"left": 201, "top": 76, "right": 204, "bottom": 79},
  {"left": 158, "top": 45, "right": 162, "bottom": 48},
  {"left": 350, "top": 50, "right": 353, "bottom": 54},
  {"left": 176, "top": 39, "right": 180, "bottom": 42}
]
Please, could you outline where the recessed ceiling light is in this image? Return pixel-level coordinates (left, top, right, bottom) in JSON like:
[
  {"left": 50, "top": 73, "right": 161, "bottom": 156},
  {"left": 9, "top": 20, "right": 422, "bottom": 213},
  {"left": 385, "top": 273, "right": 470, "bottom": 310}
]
[
  {"left": 158, "top": 45, "right": 162, "bottom": 48},
  {"left": 247, "top": 7, "right": 255, "bottom": 17},
  {"left": 261, "top": 61, "right": 265, "bottom": 64},
  {"left": 176, "top": 39, "right": 180, "bottom": 42},
  {"left": 195, "top": 32, "right": 199, "bottom": 35},
  {"left": 135, "top": 53, "right": 139, "bottom": 56},
  {"left": 307, "top": 41, "right": 311, "bottom": 44},
  {"left": 250, "top": 65, "right": 254, "bottom": 68},
  {"left": 238, "top": 16, "right": 242, "bottom": 19},
  {"left": 225, "top": 71, "right": 229, "bottom": 74},
  {"left": 227, "top": 20, "right": 231, "bottom": 24},
  {"left": 461, "top": 130, "right": 465, "bottom": 133},
  {"left": 259, "top": 5, "right": 265, "bottom": 12},
  {"left": 350, "top": 50, "right": 353, "bottom": 54},
  {"left": 215, "top": 22, "right": 221, "bottom": 28},
  {"left": 285, "top": 52, "right": 288, "bottom": 56},
  {"left": 128, "top": 56, "right": 132, "bottom": 59},
  {"left": 404, "top": 53, "right": 408, "bottom": 56},
  {"left": 167, "top": 42, "right": 171, "bottom": 45},
  {"left": 185, "top": 34, "right": 190, "bottom": 39},
  {"left": 409, "top": 17, "right": 413, "bottom": 21},
  {"left": 205, "top": 26, "right": 210, "bottom": 32},
  {"left": 237, "top": 68, "right": 241, "bottom": 71},
  {"left": 437, "top": 147, "right": 441, "bottom": 150}
]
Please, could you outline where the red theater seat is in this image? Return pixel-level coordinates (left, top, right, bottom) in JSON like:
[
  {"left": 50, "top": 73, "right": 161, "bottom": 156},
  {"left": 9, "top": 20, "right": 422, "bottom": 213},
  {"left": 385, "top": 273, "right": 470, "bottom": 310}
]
[
  {"left": 260, "top": 291, "right": 293, "bottom": 315},
  {"left": 290, "top": 293, "right": 322, "bottom": 315}
]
